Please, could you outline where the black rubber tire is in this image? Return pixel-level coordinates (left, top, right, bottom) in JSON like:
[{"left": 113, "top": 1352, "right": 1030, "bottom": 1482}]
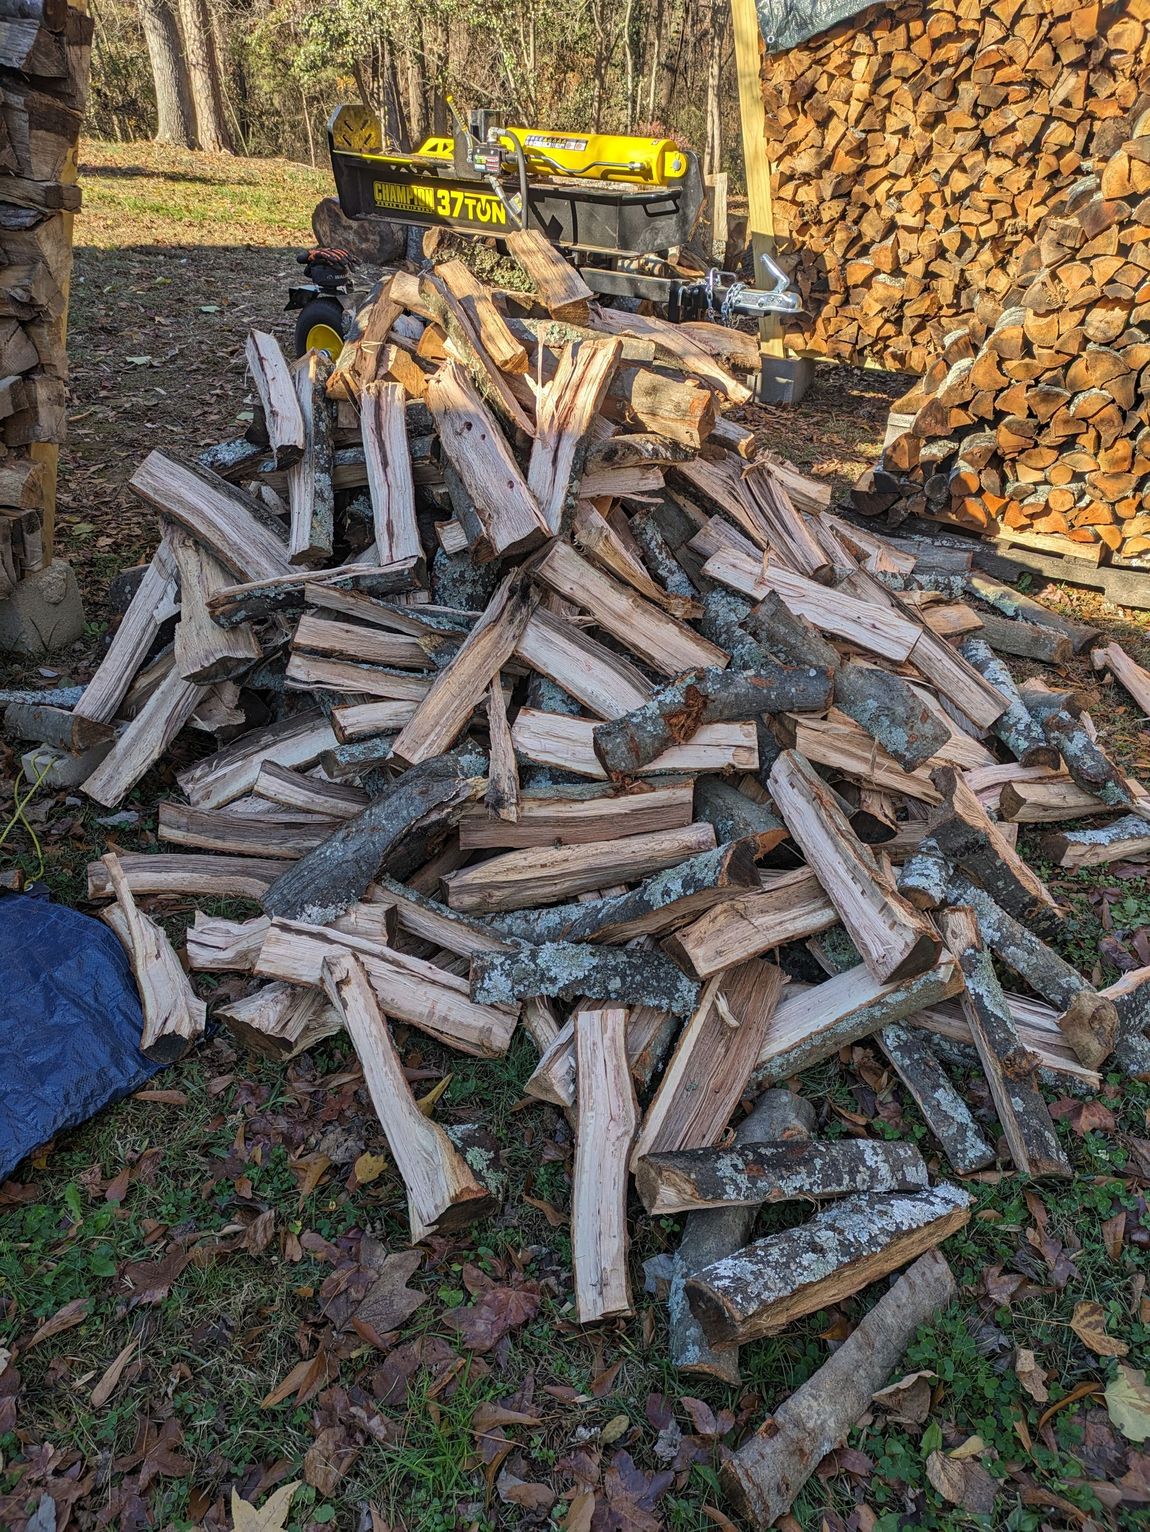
[{"left": 293, "top": 295, "right": 348, "bottom": 359}]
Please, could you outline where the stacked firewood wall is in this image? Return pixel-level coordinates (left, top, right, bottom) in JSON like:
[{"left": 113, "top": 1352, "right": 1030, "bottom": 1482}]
[
  {"left": 760, "top": 0, "right": 1150, "bottom": 375},
  {"left": 0, "top": 0, "right": 91, "bottom": 596}
]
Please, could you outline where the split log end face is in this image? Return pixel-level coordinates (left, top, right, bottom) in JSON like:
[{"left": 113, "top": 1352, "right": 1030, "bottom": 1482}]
[{"left": 1057, "top": 991, "right": 1119, "bottom": 1071}]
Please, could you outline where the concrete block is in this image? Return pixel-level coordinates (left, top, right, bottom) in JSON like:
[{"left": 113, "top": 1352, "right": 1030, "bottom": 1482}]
[
  {"left": 758, "top": 355, "right": 816, "bottom": 405},
  {"left": 0, "top": 560, "right": 86, "bottom": 656},
  {"left": 20, "top": 740, "right": 110, "bottom": 788}
]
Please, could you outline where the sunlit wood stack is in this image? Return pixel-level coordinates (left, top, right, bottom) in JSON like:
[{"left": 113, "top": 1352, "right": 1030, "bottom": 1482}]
[
  {"left": 8, "top": 248, "right": 1150, "bottom": 1505},
  {"left": 759, "top": 0, "right": 1150, "bottom": 374},
  {"left": 857, "top": 113, "right": 1150, "bottom": 563},
  {"left": 0, "top": 0, "right": 92, "bottom": 593}
]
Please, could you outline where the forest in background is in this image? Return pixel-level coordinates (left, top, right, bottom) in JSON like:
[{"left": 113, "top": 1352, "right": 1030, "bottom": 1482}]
[{"left": 87, "top": 0, "right": 743, "bottom": 182}]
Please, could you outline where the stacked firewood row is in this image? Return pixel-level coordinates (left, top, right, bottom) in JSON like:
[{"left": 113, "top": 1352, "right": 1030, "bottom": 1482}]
[
  {"left": 11, "top": 244, "right": 1150, "bottom": 1521},
  {"left": 760, "top": 0, "right": 1150, "bottom": 375},
  {"left": 0, "top": 0, "right": 91, "bottom": 594},
  {"left": 855, "top": 109, "right": 1150, "bottom": 564}
]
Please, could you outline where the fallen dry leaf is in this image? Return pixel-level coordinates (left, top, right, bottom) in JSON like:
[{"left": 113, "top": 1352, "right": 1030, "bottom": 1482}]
[
  {"left": 600, "top": 1412, "right": 631, "bottom": 1444},
  {"left": 260, "top": 1350, "right": 337, "bottom": 1408},
  {"left": 443, "top": 1284, "right": 540, "bottom": 1352},
  {"left": 496, "top": 1468, "right": 555, "bottom": 1514},
  {"left": 133, "top": 1088, "right": 188, "bottom": 1105},
  {"left": 925, "top": 1450, "right": 997, "bottom": 1515},
  {"left": 1070, "top": 1299, "right": 1129, "bottom": 1358},
  {"left": 90, "top": 1337, "right": 139, "bottom": 1408},
  {"left": 24, "top": 1297, "right": 88, "bottom": 1351},
  {"left": 1106, "top": 1365, "right": 1150, "bottom": 1443},
  {"left": 353, "top": 1150, "right": 390, "bottom": 1186},
  {"left": 230, "top": 1480, "right": 300, "bottom": 1532},
  {"left": 871, "top": 1369, "right": 935, "bottom": 1425},
  {"left": 116, "top": 1245, "right": 190, "bottom": 1307},
  {"left": 564, "top": 1490, "right": 595, "bottom": 1532},
  {"left": 1014, "top": 1348, "right": 1049, "bottom": 1404},
  {"left": 303, "top": 1424, "right": 359, "bottom": 1495},
  {"left": 352, "top": 1249, "right": 427, "bottom": 1336}
]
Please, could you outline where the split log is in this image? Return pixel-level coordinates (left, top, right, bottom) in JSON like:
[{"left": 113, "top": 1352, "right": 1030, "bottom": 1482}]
[
  {"left": 1020, "top": 682, "right": 1142, "bottom": 813},
  {"left": 322, "top": 952, "right": 495, "bottom": 1241},
  {"left": 284, "top": 652, "right": 431, "bottom": 700},
  {"left": 535, "top": 541, "right": 727, "bottom": 676},
  {"left": 998, "top": 776, "right": 1118, "bottom": 824},
  {"left": 592, "top": 663, "right": 833, "bottom": 778},
  {"left": 1101, "top": 968, "right": 1150, "bottom": 1080},
  {"left": 515, "top": 607, "right": 653, "bottom": 720},
  {"left": 178, "top": 711, "right": 336, "bottom": 810},
  {"left": 100, "top": 852, "right": 205, "bottom": 1062},
  {"left": 369, "top": 874, "right": 513, "bottom": 960},
  {"left": 939, "top": 906, "right": 1071, "bottom": 1179},
  {"left": 470, "top": 941, "right": 700, "bottom": 1016},
  {"left": 157, "top": 803, "right": 335, "bottom": 860},
  {"left": 427, "top": 359, "right": 550, "bottom": 563},
  {"left": 486, "top": 837, "right": 760, "bottom": 945},
  {"left": 957, "top": 637, "right": 1058, "bottom": 768},
  {"left": 974, "top": 610, "right": 1072, "bottom": 665},
  {"left": 484, "top": 677, "right": 518, "bottom": 822},
  {"left": 769, "top": 749, "right": 941, "bottom": 983},
  {"left": 252, "top": 762, "right": 368, "bottom": 820},
  {"left": 186, "top": 912, "right": 270, "bottom": 971},
  {"left": 81, "top": 668, "right": 202, "bottom": 808},
  {"left": 130, "top": 450, "right": 293, "bottom": 582},
  {"left": 686, "top": 1183, "right": 970, "bottom": 1346},
  {"left": 511, "top": 707, "right": 758, "bottom": 781},
  {"left": 73, "top": 542, "right": 179, "bottom": 725},
  {"left": 207, "top": 560, "right": 421, "bottom": 626},
  {"left": 750, "top": 954, "right": 963, "bottom": 1088},
  {"left": 169, "top": 525, "right": 261, "bottom": 683},
  {"left": 215, "top": 981, "right": 340, "bottom": 1061},
  {"left": 721, "top": 1251, "right": 957, "bottom": 1528},
  {"left": 947, "top": 874, "right": 1119, "bottom": 1074},
  {"left": 87, "top": 853, "right": 282, "bottom": 903},
  {"left": 458, "top": 779, "right": 695, "bottom": 851},
  {"left": 262, "top": 748, "right": 486, "bottom": 924},
  {"left": 665, "top": 867, "right": 837, "bottom": 979},
  {"left": 636, "top": 1138, "right": 928, "bottom": 1216},
  {"left": 442, "top": 821, "right": 715, "bottom": 913},
  {"left": 571, "top": 1007, "right": 637, "bottom": 1322},
  {"left": 527, "top": 336, "right": 621, "bottom": 532},
  {"left": 1094, "top": 642, "right": 1150, "bottom": 720},
  {"left": 245, "top": 330, "right": 304, "bottom": 468},
  {"left": 435, "top": 258, "right": 528, "bottom": 374},
  {"left": 328, "top": 700, "right": 418, "bottom": 742},
  {"left": 390, "top": 568, "right": 539, "bottom": 767},
  {"left": 663, "top": 1090, "right": 815, "bottom": 1385},
  {"left": 631, "top": 960, "right": 785, "bottom": 1163},
  {"left": 1038, "top": 816, "right": 1150, "bottom": 869},
  {"left": 692, "top": 778, "right": 786, "bottom": 858},
  {"left": 286, "top": 349, "right": 335, "bottom": 564},
  {"left": 589, "top": 303, "right": 750, "bottom": 404},
  {"left": 257, "top": 919, "right": 516, "bottom": 1057},
  {"left": 878, "top": 1024, "right": 995, "bottom": 1176},
  {"left": 361, "top": 378, "right": 421, "bottom": 574},
  {"left": 420, "top": 270, "right": 534, "bottom": 435},
  {"left": 506, "top": 229, "right": 593, "bottom": 322}
]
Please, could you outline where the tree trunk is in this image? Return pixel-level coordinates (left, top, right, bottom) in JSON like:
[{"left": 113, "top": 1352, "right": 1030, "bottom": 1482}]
[
  {"left": 178, "top": 0, "right": 232, "bottom": 152},
  {"left": 138, "top": 0, "right": 196, "bottom": 148}
]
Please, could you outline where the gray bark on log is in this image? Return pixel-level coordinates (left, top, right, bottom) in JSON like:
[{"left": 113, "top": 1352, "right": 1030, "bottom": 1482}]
[
  {"left": 957, "top": 638, "right": 1058, "bottom": 767},
  {"left": 263, "top": 748, "right": 486, "bottom": 924},
  {"left": 879, "top": 1023, "right": 996, "bottom": 1175},
  {"left": 592, "top": 664, "right": 833, "bottom": 777},
  {"left": 1020, "top": 682, "right": 1140, "bottom": 812},
  {"left": 686, "top": 1183, "right": 971, "bottom": 1346},
  {"left": 692, "top": 777, "right": 786, "bottom": 856},
  {"left": 469, "top": 942, "right": 700, "bottom": 1016},
  {"left": 666, "top": 1090, "right": 815, "bottom": 1384},
  {"left": 721, "top": 1250, "right": 957, "bottom": 1527},
  {"left": 485, "top": 838, "right": 760, "bottom": 945},
  {"left": 1038, "top": 815, "right": 1150, "bottom": 869},
  {"left": 636, "top": 1138, "right": 929, "bottom": 1214},
  {"left": 1101, "top": 969, "right": 1150, "bottom": 1078}
]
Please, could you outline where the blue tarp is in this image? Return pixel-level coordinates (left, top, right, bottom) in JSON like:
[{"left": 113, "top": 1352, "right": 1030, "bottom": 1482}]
[
  {"left": 755, "top": 0, "right": 881, "bottom": 53},
  {"left": 0, "top": 892, "right": 160, "bottom": 1182}
]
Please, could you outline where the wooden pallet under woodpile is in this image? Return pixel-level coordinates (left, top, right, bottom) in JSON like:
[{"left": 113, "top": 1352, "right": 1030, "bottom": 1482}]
[{"left": 8, "top": 243, "right": 1150, "bottom": 1525}]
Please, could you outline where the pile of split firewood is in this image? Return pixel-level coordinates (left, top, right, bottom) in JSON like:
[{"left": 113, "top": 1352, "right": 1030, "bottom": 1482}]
[{"left": 8, "top": 235, "right": 1150, "bottom": 1521}]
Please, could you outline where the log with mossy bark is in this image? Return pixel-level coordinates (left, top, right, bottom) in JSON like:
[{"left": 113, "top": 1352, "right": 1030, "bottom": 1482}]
[
  {"left": 1020, "top": 681, "right": 1144, "bottom": 814},
  {"left": 957, "top": 637, "right": 1058, "bottom": 768},
  {"left": 469, "top": 941, "right": 700, "bottom": 1016}
]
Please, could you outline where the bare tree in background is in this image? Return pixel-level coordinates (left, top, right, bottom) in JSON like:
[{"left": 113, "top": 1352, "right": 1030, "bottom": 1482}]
[
  {"left": 179, "top": 0, "right": 233, "bottom": 151},
  {"left": 137, "top": 0, "right": 196, "bottom": 146}
]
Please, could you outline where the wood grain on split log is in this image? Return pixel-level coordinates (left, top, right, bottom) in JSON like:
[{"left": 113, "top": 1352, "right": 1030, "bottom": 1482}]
[
  {"left": 511, "top": 708, "right": 757, "bottom": 781},
  {"left": 87, "top": 852, "right": 282, "bottom": 903},
  {"left": 208, "top": 560, "right": 422, "bottom": 626},
  {"left": 631, "top": 960, "right": 785, "bottom": 1164},
  {"left": 592, "top": 663, "right": 832, "bottom": 777},
  {"left": 390, "top": 566, "right": 539, "bottom": 767},
  {"left": 81, "top": 668, "right": 203, "bottom": 808},
  {"left": 686, "top": 1183, "right": 970, "bottom": 1346},
  {"left": 157, "top": 803, "right": 337, "bottom": 859},
  {"left": 664, "top": 1090, "right": 814, "bottom": 1385},
  {"left": 636, "top": 1138, "right": 929, "bottom": 1215},
  {"left": 1094, "top": 642, "right": 1150, "bottom": 720},
  {"left": 458, "top": 779, "right": 695, "bottom": 851},
  {"left": 322, "top": 952, "right": 495, "bottom": 1242},
  {"left": 360, "top": 378, "right": 422, "bottom": 574},
  {"left": 947, "top": 874, "right": 1118, "bottom": 1070},
  {"left": 940, "top": 906, "right": 1071, "bottom": 1179},
  {"left": 721, "top": 1251, "right": 957, "bottom": 1528},
  {"left": 1100, "top": 968, "right": 1150, "bottom": 1079},
  {"left": 515, "top": 606, "right": 653, "bottom": 721},
  {"left": 470, "top": 941, "right": 699, "bottom": 1016},
  {"left": 929, "top": 765, "right": 1062, "bottom": 932},
  {"left": 665, "top": 867, "right": 837, "bottom": 979},
  {"left": 770, "top": 749, "right": 941, "bottom": 983},
  {"left": 169, "top": 526, "right": 261, "bottom": 684},
  {"left": 186, "top": 912, "right": 270, "bottom": 971},
  {"left": 101, "top": 854, "right": 206, "bottom": 1062},
  {"left": 443, "top": 821, "right": 715, "bottom": 913},
  {"left": 749, "top": 955, "right": 964, "bottom": 1088},
  {"left": 485, "top": 837, "right": 760, "bottom": 945},
  {"left": 528, "top": 336, "right": 621, "bottom": 532},
  {"left": 369, "top": 874, "right": 514, "bottom": 959},
  {"left": 957, "top": 638, "right": 1058, "bottom": 768},
  {"left": 571, "top": 1008, "right": 637, "bottom": 1322},
  {"left": 999, "top": 776, "right": 1120, "bottom": 824},
  {"left": 178, "top": 710, "right": 337, "bottom": 809},
  {"left": 216, "top": 981, "right": 340, "bottom": 1061},
  {"left": 262, "top": 747, "right": 486, "bottom": 924},
  {"left": 245, "top": 329, "right": 304, "bottom": 468}
]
